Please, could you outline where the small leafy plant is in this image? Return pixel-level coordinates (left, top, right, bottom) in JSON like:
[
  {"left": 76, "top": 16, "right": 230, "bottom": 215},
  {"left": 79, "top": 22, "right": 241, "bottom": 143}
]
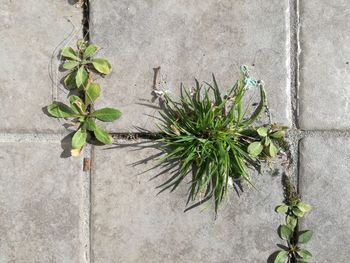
[
  {"left": 47, "top": 39, "right": 121, "bottom": 156},
  {"left": 271, "top": 176, "right": 313, "bottom": 263},
  {"left": 156, "top": 66, "right": 287, "bottom": 213}
]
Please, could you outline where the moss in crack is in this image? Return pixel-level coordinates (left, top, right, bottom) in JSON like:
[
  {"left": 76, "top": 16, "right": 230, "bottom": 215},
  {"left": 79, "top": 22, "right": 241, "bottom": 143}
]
[{"left": 282, "top": 174, "right": 300, "bottom": 207}]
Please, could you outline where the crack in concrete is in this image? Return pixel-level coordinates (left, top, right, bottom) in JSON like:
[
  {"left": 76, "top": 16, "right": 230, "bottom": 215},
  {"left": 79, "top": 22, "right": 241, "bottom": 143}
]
[
  {"left": 287, "top": 0, "right": 301, "bottom": 195},
  {"left": 2, "top": 129, "right": 349, "bottom": 143},
  {"left": 81, "top": 1, "right": 91, "bottom": 262},
  {"left": 82, "top": 144, "right": 91, "bottom": 263},
  {"left": 0, "top": 133, "right": 65, "bottom": 142},
  {"left": 82, "top": 0, "right": 90, "bottom": 42},
  {"left": 290, "top": 0, "right": 301, "bottom": 130}
]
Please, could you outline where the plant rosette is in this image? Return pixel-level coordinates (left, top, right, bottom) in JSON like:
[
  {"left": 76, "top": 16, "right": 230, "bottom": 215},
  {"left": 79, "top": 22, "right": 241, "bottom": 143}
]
[
  {"left": 46, "top": 39, "right": 121, "bottom": 156},
  {"left": 272, "top": 200, "right": 313, "bottom": 263},
  {"left": 270, "top": 175, "right": 313, "bottom": 263}
]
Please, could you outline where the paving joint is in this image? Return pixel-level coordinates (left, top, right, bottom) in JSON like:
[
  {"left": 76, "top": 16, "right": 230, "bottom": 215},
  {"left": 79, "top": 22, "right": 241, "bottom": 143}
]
[
  {"left": 81, "top": 1, "right": 91, "bottom": 262},
  {"left": 0, "top": 133, "right": 66, "bottom": 143},
  {"left": 287, "top": 0, "right": 301, "bottom": 193},
  {"left": 82, "top": 0, "right": 90, "bottom": 41},
  {"left": 81, "top": 144, "right": 92, "bottom": 263},
  {"left": 290, "top": 0, "right": 301, "bottom": 130}
]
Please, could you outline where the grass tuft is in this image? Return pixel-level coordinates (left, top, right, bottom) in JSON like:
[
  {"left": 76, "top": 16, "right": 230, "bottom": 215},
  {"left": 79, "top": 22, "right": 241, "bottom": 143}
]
[{"left": 156, "top": 66, "right": 287, "bottom": 214}]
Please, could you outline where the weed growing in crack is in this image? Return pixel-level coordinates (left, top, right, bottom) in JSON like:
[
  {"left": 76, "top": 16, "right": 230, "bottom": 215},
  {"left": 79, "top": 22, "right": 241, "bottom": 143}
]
[
  {"left": 271, "top": 175, "right": 313, "bottom": 263},
  {"left": 156, "top": 66, "right": 287, "bottom": 213},
  {"left": 46, "top": 39, "right": 121, "bottom": 156}
]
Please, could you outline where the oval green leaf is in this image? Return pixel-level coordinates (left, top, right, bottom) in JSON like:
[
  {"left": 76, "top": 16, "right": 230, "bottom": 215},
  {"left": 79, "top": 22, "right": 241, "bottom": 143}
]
[
  {"left": 273, "top": 250, "right": 288, "bottom": 263},
  {"left": 85, "top": 83, "right": 101, "bottom": 105},
  {"left": 286, "top": 215, "right": 297, "bottom": 230},
  {"left": 84, "top": 118, "right": 97, "bottom": 131},
  {"left": 275, "top": 205, "right": 289, "bottom": 213},
  {"left": 271, "top": 130, "right": 285, "bottom": 138},
  {"left": 278, "top": 225, "right": 293, "bottom": 241},
  {"left": 72, "top": 128, "right": 87, "bottom": 149},
  {"left": 248, "top": 141, "right": 263, "bottom": 157},
  {"left": 257, "top": 127, "right": 268, "bottom": 137},
  {"left": 297, "top": 201, "right": 312, "bottom": 213},
  {"left": 76, "top": 66, "right": 89, "bottom": 88},
  {"left": 90, "top": 108, "right": 122, "bottom": 122},
  {"left": 298, "top": 230, "right": 313, "bottom": 244},
  {"left": 47, "top": 102, "right": 78, "bottom": 118},
  {"left": 296, "top": 249, "right": 312, "bottom": 259},
  {"left": 64, "top": 71, "right": 77, "bottom": 89},
  {"left": 264, "top": 136, "right": 271, "bottom": 146},
  {"left": 92, "top": 58, "right": 112, "bottom": 74},
  {"left": 61, "top": 46, "right": 79, "bottom": 60},
  {"left": 292, "top": 207, "right": 305, "bottom": 217},
  {"left": 94, "top": 126, "right": 113, "bottom": 145},
  {"left": 269, "top": 142, "right": 279, "bottom": 157},
  {"left": 83, "top": 44, "right": 99, "bottom": 59},
  {"left": 63, "top": 60, "right": 80, "bottom": 70}
]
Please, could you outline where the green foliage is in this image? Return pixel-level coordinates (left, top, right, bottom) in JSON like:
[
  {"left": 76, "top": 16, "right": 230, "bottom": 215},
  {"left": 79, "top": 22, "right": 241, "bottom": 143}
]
[
  {"left": 48, "top": 102, "right": 79, "bottom": 118},
  {"left": 271, "top": 176, "right": 313, "bottom": 263},
  {"left": 274, "top": 251, "right": 289, "bottom": 263},
  {"left": 93, "top": 125, "right": 114, "bottom": 145},
  {"left": 72, "top": 128, "right": 87, "bottom": 149},
  {"left": 298, "top": 230, "right": 313, "bottom": 244},
  {"left": 46, "top": 39, "right": 121, "bottom": 156},
  {"left": 156, "top": 66, "right": 287, "bottom": 213},
  {"left": 92, "top": 58, "right": 112, "bottom": 74},
  {"left": 90, "top": 108, "right": 122, "bottom": 122},
  {"left": 279, "top": 225, "right": 293, "bottom": 241},
  {"left": 60, "top": 40, "right": 112, "bottom": 82}
]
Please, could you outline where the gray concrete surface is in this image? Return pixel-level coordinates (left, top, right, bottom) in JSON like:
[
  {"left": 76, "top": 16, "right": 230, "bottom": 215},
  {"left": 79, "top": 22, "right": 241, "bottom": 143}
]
[
  {"left": 299, "top": 1, "right": 350, "bottom": 129},
  {"left": 299, "top": 137, "right": 350, "bottom": 263},
  {"left": 1, "top": 0, "right": 350, "bottom": 262},
  {"left": 91, "top": 141, "right": 283, "bottom": 263},
  {"left": 0, "top": 0, "right": 82, "bottom": 133},
  {"left": 0, "top": 141, "right": 84, "bottom": 262},
  {"left": 90, "top": 0, "right": 292, "bottom": 132}
]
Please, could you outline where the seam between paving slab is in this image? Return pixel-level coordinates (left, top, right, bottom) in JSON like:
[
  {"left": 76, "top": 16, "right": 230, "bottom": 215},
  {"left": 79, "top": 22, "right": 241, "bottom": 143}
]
[
  {"left": 285, "top": 0, "right": 292, "bottom": 128},
  {"left": 82, "top": 2, "right": 91, "bottom": 262},
  {"left": 82, "top": 144, "right": 92, "bottom": 263},
  {"left": 288, "top": 0, "right": 301, "bottom": 190},
  {"left": 289, "top": 0, "right": 300, "bottom": 130},
  {"left": 89, "top": 146, "right": 94, "bottom": 263}
]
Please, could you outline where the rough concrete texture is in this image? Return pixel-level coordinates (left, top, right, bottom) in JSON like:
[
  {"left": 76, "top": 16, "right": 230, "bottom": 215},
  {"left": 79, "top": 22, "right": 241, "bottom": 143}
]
[
  {"left": 2, "top": 0, "right": 350, "bottom": 262},
  {"left": 299, "top": 1, "right": 350, "bottom": 129},
  {"left": 91, "top": 140, "right": 284, "bottom": 263},
  {"left": 0, "top": 142, "right": 84, "bottom": 263},
  {"left": 90, "top": 0, "right": 292, "bottom": 132},
  {"left": 0, "top": 0, "right": 82, "bottom": 133},
  {"left": 299, "top": 137, "right": 350, "bottom": 263}
]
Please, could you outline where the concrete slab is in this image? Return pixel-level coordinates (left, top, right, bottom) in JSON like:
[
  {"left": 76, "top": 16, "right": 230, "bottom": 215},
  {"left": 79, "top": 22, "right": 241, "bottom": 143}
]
[
  {"left": 0, "top": 0, "right": 82, "bottom": 133},
  {"left": 0, "top": 141, "right": 84, "bottom": 262},
  {"left": 90, "top": 0, "right": 292, "bottom": 132},
  {"left": 299, "top": 1, "right": 350, "bottom": 129},
  {"left": 91, "top": 140, "right": 284, "bottom": 263},
  {"left": 299, "top": 137, "right": 350, "bottom": 262}
]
